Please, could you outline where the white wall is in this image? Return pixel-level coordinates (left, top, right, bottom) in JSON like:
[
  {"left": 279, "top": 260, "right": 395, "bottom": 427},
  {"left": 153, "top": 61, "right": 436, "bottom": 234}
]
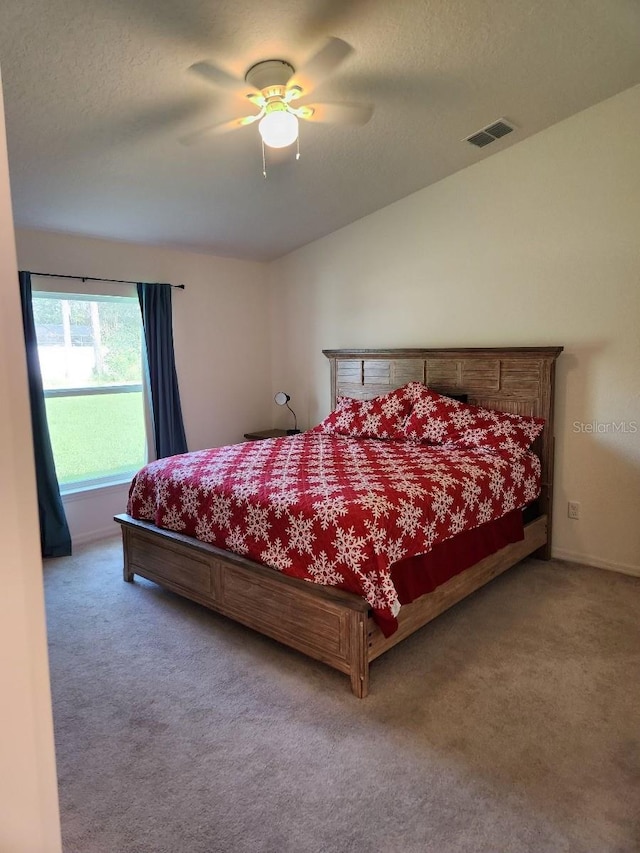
[
  {"left": 15, "top": 229, "right": 272, "bottom": 543},
  {"left": 268, "top": 84, "right": 640, "bottom": 576},
  {"left": 0, "top": 74, "right": 62, "bottom": 852}
]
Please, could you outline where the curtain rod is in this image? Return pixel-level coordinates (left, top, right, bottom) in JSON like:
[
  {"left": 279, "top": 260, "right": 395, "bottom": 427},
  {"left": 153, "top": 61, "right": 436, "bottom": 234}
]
[{"left": 31, "top": 271, "right": 185, "bottom": 289}]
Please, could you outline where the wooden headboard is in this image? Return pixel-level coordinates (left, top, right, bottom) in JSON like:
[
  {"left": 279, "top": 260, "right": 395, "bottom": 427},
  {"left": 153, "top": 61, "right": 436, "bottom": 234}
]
[{"left": 322, "top": 346, "right": 563, "bottom": 555}]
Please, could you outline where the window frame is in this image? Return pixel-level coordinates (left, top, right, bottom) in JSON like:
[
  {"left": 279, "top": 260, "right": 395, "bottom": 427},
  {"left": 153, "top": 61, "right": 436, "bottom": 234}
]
[{"left": 32, "top": 277, "right": 151, "bottom": 495}]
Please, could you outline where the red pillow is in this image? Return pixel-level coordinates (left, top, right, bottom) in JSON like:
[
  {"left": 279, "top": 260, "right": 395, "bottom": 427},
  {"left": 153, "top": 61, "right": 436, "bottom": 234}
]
[
  {"left": 314, "top": 383, "right": 420, "bottom": 440},
  {"left": 403, "top": 387, "right": 544, "bottom": 455}
]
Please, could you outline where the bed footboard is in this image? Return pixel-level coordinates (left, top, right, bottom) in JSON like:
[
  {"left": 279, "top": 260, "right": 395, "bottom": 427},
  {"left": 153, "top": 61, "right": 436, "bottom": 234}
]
[
  {"left": 116, "top": 513, "right": 547, "bottom": 697},
  {"left": 116, "top": 514, "right": 371, "bottom": 697}
]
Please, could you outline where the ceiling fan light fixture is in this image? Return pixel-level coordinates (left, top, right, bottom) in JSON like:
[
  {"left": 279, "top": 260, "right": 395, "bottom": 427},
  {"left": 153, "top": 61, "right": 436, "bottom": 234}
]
[
  {"left": 184, "top": 39, "right": 373, "bottom": 166},
  {"left": 258, "top": 110, "right": 299, "bottom": 149}
]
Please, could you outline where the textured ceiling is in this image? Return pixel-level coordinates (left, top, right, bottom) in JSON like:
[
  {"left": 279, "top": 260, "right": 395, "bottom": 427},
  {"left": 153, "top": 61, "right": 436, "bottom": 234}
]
[{"left": 0, "top": 0, "right": 639, "bottom": 261}]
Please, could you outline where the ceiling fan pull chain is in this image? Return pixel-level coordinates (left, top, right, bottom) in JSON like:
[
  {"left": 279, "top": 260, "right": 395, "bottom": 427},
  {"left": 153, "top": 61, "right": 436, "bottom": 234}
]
[
  {"left": 296, "top": 136, "right": 300, "bottom": 161},
  {"left": 262, "top": 139, "right": 267, "bottom": 179}
]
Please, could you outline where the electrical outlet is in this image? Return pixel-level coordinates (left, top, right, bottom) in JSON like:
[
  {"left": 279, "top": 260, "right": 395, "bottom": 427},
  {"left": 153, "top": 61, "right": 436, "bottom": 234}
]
[{"left": 567, "top": 501, "right": 580, "bottom": 520}]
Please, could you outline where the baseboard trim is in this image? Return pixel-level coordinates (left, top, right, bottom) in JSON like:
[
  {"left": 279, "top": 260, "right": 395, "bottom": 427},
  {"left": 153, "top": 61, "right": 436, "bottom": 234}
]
[{"left": 551, "top": 547, "right": 640, "bottom": 578}]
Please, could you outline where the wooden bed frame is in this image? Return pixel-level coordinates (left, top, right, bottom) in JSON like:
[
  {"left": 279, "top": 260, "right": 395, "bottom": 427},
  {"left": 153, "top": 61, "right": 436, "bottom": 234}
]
[{"left": 115, "top": 346, "right": 562, "bottom": 697}]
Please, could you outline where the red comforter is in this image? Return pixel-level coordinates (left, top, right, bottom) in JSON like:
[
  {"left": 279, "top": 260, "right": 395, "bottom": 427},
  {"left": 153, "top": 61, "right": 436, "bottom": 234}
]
[{"left": 127, "top": 433, "right": 540, "bottom": 634}]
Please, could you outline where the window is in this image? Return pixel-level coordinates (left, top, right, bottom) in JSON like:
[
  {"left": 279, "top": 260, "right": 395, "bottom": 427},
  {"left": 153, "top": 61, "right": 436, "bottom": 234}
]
[{"left": 32, "top": 289, "right": 148, "bottom": 492}]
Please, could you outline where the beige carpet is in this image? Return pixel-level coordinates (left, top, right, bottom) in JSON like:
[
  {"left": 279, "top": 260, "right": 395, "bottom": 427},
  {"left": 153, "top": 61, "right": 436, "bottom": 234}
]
[{"left": 44, "top": 537, "right": 640, "bottom": 853}]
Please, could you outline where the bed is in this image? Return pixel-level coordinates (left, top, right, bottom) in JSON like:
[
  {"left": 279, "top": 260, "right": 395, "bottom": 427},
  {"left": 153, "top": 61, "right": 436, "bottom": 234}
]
[{"left": 115, "top": 346, "right": 562, "bottom": 697}]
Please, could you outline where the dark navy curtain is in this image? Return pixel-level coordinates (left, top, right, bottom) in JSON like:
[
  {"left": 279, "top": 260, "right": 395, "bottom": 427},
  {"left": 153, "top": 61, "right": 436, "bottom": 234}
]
[
  {"left": 137, "top": 283, "right": 188, "bottom": 459},
  {"left": 18, "top": 271, "right": 72, "bottom": 557}
]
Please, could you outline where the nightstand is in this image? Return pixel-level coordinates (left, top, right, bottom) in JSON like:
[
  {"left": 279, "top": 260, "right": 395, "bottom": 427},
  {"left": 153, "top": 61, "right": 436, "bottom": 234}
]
[{"left": 244, "top": 429, "right": 289, "bottom": 441}]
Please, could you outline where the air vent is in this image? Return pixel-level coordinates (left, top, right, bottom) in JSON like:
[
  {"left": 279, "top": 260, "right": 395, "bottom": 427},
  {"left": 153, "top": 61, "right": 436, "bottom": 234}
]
[
  {"left": 485, "top": 120, "right": 513, "bottom": 139},
  {"left": 465, "top": 118, "right": 516, "bottom": 148},
  {"left": 467, "top": 131, "right": 494, "bottom": 148}
]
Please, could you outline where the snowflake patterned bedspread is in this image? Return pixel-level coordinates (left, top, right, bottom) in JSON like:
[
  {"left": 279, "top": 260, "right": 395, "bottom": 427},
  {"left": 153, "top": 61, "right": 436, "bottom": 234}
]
[{"left": 127, "top": 433, "right": 541, "bottom": 635}]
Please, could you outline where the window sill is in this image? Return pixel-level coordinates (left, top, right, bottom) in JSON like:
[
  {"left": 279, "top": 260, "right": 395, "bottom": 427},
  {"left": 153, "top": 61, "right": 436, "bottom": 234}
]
[{"left": 61, "top": 479, "right": 133, "bottom": 502}]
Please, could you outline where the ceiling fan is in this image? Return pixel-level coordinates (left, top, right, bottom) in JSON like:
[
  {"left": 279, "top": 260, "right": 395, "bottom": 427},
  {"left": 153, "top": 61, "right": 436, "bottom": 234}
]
[{"left": 180, "top": 37, "right": 374, "bottom": 164}]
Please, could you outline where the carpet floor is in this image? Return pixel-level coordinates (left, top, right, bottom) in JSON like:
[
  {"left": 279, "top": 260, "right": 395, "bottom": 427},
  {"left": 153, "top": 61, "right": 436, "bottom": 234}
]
[{"left": 44, "top": 537, "right": 640, "bottom": 853}]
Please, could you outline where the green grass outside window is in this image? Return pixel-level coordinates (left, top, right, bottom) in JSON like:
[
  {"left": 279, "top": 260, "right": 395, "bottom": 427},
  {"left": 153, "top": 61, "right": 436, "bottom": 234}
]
[{"left": 45, "top": 392, "right": 147, "bottom": 486}]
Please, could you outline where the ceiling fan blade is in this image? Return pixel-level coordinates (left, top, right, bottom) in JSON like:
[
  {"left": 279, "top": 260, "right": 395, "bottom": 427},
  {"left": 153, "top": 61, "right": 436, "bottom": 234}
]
[
  {"left": 299, "top": 102, "right": 374, "bottom": 126},
  {"left": 179, "top": 114, "right": 261, "bottom": 146},
  {"left": 189, "top": 61, "right": 261, "bottom": 100},
  {"left": 286, "top": 38, "right": 353, "bottom": 98}
]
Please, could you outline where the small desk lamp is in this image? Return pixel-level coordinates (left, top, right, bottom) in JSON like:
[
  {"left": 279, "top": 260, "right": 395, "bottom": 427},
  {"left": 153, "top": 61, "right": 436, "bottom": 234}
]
[{"left": 274, "top": 392, "right": 300, "bottom": 434}]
